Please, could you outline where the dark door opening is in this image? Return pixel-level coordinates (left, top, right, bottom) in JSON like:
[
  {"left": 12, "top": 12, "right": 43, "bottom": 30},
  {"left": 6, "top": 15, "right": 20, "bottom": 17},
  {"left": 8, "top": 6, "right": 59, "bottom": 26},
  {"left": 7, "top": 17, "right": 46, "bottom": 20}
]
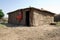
[{"left": 26, "top": 11, "right": 30, "bottom": 26}]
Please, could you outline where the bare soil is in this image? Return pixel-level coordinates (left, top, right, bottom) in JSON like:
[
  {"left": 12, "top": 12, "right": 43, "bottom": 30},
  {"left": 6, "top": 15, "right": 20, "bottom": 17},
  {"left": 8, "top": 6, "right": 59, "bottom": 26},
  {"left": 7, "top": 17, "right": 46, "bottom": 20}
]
[{"left": 0, "top": 25, "right": 60, "bottom": 40}]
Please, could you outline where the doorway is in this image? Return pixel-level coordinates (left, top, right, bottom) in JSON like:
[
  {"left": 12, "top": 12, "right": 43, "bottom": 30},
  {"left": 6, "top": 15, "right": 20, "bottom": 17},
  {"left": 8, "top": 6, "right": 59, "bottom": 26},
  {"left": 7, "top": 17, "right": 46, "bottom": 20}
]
[{"left": 26, "top": 11, "right": 30, "bottom": 26}]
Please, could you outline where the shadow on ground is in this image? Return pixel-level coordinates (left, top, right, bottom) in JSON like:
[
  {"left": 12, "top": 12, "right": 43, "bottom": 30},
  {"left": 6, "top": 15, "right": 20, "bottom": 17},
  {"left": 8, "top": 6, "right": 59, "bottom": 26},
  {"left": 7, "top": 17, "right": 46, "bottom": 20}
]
[{"left": 0, "top": 23, "right": 31, "bottom": 27}]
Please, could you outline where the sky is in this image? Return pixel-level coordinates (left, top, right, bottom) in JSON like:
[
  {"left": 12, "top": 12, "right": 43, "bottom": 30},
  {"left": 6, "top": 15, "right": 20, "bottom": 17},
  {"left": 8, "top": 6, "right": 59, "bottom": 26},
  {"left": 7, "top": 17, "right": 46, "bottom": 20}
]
[{"left": 0, "top": 0, "right": 60, "bottom": 18}]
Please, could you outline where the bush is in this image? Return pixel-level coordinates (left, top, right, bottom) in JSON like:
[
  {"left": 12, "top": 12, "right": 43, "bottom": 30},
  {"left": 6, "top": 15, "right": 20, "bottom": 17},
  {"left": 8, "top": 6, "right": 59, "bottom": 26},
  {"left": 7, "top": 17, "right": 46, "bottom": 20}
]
[{"left": 0, "top": 9, "right": 4, "bottom": 19}]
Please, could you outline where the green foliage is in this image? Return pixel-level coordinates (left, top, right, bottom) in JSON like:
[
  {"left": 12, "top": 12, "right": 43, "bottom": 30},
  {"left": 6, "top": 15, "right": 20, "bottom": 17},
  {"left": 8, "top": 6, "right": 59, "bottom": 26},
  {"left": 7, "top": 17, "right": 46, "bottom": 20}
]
[
  {"left": 56, "top": 22, "right": 60, "bottom": 26},
  {"left": 0, "top": 9, "right": 4, "bottom": 19}
]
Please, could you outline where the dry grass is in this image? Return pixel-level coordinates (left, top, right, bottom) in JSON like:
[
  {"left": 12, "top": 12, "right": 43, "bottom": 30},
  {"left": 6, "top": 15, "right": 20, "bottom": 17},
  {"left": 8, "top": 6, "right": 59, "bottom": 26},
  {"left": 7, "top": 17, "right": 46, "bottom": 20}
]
[{"left": 0, "top": 25, "right": 60, "bottom": 40}]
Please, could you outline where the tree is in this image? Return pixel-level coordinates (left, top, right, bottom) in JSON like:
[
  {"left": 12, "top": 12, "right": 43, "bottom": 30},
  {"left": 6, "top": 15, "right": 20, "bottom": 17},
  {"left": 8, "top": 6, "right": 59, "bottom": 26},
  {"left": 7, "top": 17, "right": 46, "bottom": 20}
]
[{"left": 0, "top": 9, "right": 4, "bottom": 19}]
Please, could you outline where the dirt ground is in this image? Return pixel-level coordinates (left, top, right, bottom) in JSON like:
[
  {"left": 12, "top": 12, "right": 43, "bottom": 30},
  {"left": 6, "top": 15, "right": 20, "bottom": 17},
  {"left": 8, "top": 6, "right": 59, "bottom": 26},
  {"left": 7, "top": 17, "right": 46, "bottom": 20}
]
[{"left": 0, "top": 25, "right": 60, "bottom": 40}]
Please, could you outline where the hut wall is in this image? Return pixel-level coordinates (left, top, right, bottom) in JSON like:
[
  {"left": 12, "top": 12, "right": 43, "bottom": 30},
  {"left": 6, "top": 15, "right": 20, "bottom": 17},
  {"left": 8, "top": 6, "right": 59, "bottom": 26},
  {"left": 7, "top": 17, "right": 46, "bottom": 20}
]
[
  {"left": 8, "top": 8, "right": 33, "bottom": 26},
  {"left": 33, "top": 10, "right": 54, "bottom": 26},
  {"left": 8, "top": 11, "right": 20, "bottom": 25}
]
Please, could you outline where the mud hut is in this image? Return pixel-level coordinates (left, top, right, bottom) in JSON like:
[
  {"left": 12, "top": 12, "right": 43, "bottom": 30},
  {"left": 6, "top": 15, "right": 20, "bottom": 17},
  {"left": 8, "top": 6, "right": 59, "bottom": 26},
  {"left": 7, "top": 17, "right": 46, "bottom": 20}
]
[{"left": 7, "top": 7, "right": 55, "bottom": 26}]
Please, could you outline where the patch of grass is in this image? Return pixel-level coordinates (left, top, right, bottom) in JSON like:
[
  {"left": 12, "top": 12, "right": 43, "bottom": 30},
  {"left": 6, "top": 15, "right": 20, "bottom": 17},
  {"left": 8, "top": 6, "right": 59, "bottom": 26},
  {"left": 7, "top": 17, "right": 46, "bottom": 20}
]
[
  {"left": 56, "top": 22, "right": 60, "bottom": 26},
  {"left": 0, "top": 24, "right": 5, "bottom": 27}
]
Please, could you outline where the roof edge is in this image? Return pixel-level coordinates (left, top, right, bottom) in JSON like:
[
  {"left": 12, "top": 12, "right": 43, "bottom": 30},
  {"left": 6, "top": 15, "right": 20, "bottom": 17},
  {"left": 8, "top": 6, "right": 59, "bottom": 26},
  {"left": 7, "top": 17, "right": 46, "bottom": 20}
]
[{"left": 7, "top": 7, "right": 55, "bottom": 15}]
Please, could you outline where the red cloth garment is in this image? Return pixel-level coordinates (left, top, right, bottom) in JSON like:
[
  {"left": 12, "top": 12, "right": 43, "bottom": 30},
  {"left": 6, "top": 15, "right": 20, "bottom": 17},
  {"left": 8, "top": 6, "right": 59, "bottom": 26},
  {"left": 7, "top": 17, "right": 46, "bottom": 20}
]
[{"left": 16, "top": 13, "right": 23, "bottom": 22}]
